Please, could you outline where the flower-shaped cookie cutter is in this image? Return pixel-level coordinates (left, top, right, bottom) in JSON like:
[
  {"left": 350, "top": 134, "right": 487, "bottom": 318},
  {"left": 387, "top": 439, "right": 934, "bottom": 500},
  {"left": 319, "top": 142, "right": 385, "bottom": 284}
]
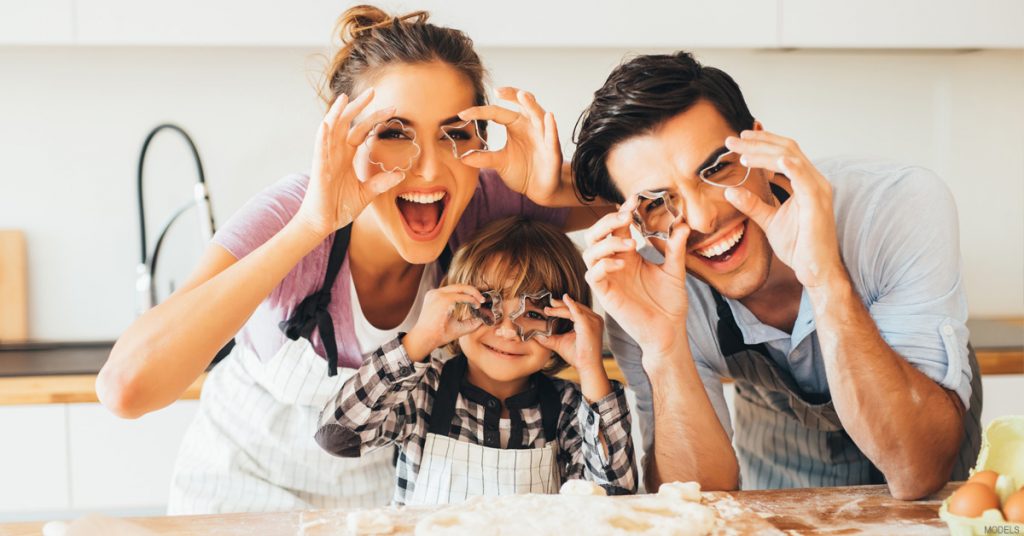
[{"left": 364, "top": 118, "right": 422, "bottom": 173}]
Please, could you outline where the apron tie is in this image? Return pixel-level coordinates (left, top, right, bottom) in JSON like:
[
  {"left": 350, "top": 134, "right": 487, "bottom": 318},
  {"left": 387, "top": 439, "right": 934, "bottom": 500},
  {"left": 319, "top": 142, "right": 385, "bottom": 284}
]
[{"left": 279, "top": 225, "right": 352, "bottom": 376}]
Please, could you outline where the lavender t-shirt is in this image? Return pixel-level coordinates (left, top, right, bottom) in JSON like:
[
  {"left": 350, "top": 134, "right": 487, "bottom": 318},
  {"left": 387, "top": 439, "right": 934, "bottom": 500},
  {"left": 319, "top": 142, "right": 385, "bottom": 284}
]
[{"left": 212, "top": 169, "right": 568, "bottom": 369}]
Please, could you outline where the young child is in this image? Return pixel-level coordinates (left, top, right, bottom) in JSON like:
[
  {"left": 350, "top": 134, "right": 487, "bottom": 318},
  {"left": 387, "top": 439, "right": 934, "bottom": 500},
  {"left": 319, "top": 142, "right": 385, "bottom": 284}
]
[{"left": 316, "top": 216, "right": 636, "bottom": 505}]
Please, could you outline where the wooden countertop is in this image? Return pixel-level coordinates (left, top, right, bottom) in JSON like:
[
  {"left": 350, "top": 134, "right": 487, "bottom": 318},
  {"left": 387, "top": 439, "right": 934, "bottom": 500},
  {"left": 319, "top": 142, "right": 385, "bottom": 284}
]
[
  {"left": 0, "top": 483, "right": 962, "bottom": 535},
  {"left": 0, "top": 348, "right": 1019, "bottom": 406}
]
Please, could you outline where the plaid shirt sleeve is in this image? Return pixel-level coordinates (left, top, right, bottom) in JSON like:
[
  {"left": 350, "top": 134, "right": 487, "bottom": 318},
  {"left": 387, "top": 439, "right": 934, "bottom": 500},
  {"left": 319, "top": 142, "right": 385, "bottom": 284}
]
[
  {"left": 557, "top": 380, "right": 638, "bottom": 494},
  {"left": 315, "top": 335, "right": 443, "bottom": 458}
]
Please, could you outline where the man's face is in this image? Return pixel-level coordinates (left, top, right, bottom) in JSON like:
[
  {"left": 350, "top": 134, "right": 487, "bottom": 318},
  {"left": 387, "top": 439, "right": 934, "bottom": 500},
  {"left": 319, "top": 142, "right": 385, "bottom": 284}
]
[{"left": 605, "top": 100, "right": 777, "bottom": 299}]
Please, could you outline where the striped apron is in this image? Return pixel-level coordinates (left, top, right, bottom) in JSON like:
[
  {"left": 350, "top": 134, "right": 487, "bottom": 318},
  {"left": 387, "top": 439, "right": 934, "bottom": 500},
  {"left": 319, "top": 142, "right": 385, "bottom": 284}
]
[
  {"left": 166, "top": 338, "right": 395, "bottom": 513},
  {"left": 712, "top": 290, "right": 983, "bottom": 489},
  {"left": 406, "top": 356, "right": 561, "bottom": 505},
  {"left": 168, "top": 225, "right": 403, "bottom": 514}
]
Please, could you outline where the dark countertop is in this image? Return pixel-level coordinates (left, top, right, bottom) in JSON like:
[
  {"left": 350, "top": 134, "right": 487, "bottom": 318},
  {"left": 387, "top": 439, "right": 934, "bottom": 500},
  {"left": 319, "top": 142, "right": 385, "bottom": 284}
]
[{"left": 0, "top": 340, "right": 113, "bottom": 377}]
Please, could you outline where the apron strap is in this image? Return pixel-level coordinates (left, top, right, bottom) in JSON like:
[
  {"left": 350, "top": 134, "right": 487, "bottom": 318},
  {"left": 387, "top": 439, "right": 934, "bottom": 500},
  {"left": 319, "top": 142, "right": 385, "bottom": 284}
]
[
  {"left": 712, "top": 290, "right": 772, "bottom": 358},
  {"left": 713, "top": 180, "right": 790, "bottom": 358},
  {"left": 534, "top": 374, "right": 561, "bottom": 442},
  {"left": 278, "top": 225, "right": 351, "bottom": 376},
  {"left": 427, "top": 354, "right": 468, "bottom": 436}
]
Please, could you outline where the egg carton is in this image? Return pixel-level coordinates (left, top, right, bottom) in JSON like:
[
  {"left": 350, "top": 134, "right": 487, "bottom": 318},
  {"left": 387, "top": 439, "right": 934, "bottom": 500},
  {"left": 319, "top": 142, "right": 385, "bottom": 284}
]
[{"left": 939, "top": 415, "right": 1024, "bottom": 535}]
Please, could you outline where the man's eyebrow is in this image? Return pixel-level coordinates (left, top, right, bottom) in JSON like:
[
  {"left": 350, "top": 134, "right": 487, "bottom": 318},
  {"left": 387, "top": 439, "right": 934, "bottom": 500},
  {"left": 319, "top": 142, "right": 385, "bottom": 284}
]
[{"left": 695, "top": 146, "right": 730, "bottom": 175}]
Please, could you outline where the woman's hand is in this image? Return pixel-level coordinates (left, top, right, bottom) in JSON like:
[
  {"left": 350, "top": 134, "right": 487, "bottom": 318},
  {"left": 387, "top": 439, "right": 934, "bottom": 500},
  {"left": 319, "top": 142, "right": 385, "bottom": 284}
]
[
  {"left": 723, "top": 130, "right": 846, "bottom": 290},
  {"left": 294, "top": 88, "right": 407, "bottom": 239},
  {"left": 402, "top": 285, "right": 485, "bottom": 362},
  {"left": 583, "top": 201, "right": 691, "bottom": 362},
  {"left": 456, "top": 87, "right": 565, "bottom": 206}
]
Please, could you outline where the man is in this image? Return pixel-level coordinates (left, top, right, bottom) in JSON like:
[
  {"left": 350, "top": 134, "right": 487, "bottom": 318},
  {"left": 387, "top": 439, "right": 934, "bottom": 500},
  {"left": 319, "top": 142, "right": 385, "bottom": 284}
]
[{"left": 571, "top": 51, "right": 980, "bottom": 499}]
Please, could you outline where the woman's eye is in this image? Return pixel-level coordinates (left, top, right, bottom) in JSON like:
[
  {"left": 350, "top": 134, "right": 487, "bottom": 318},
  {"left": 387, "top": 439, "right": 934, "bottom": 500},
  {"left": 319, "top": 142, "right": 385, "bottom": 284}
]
[
  {"left": 379, "top": 129, "right": 411, "bottom": 140},
  {"left": 525, "top": 311, "right": 547, "bottom": 321},
  {"left": 443, "top": 129, "right": 471, "bottom": 141},
  {"left": 480, "top": 300, "right": 494, "bottom": 309}
]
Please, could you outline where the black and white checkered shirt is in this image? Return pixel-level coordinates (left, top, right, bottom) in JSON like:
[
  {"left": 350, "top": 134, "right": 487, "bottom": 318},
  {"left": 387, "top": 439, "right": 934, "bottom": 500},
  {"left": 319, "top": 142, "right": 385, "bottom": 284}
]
[{"left": 316, "top": 336, "right": 637, "bottom": 504}]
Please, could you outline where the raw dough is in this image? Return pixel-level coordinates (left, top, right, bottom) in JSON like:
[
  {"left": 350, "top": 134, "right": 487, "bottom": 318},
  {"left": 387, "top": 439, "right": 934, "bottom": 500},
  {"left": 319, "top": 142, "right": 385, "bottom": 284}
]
[
  {"left": 658, "top": 481, "right": 702, "bottom": 502},
  {"left": 347, "top": 509, "right": 396, "bottom": 535},
  {"left": 416, "top": 484, "right": 715, "bottom": 536},
  {"left": 559, "top": 479, "right": 607, "bottom": 496}
]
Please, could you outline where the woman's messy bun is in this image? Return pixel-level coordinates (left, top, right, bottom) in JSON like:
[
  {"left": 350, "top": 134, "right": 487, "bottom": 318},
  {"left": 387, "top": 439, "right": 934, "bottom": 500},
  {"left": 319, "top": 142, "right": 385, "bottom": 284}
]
[{"left": 319, "top": 4, "right": 487, "bottom": 111}]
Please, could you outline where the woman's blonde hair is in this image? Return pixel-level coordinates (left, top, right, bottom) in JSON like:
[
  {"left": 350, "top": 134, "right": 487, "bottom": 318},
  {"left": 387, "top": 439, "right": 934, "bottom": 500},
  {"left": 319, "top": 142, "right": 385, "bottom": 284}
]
[
  {"left": 443, "top": 217, "right": 591, "bottom": 375},
  {"left": 320, "top": 4, "right": 488, "bottom": 127}
]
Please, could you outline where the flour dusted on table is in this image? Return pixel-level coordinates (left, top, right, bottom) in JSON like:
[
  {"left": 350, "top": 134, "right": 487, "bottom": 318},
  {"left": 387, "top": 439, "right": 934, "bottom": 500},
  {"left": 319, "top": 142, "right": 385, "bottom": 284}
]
[
  {"left": 658, "top": 481, "right": 703, "bottom": 502},
  {"left": 559, "top": 479, "right": 608, "bottom": 496},
  {"left": 415, "top": 481, "right": 715, "bottom": 536}
]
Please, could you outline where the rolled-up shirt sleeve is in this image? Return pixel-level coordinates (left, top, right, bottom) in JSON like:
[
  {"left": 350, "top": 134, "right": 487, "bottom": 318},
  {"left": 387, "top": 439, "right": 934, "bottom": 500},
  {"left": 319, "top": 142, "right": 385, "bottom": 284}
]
[{"left": 856, "top": 168, "right": 972, "bottom": 408}]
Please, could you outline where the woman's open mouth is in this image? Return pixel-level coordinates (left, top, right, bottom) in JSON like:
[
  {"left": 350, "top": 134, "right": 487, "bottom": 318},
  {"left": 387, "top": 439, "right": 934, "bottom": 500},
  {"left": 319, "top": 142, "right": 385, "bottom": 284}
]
[{"left": 396, "top": 189, "right": 448, "bottom": 242}]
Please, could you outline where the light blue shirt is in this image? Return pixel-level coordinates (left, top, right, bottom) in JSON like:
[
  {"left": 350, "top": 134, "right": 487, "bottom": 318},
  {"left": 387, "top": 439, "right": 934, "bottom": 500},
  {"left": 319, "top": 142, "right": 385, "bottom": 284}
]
[{"left": 609, "top": 157, "right": 973, "bottom": 466}]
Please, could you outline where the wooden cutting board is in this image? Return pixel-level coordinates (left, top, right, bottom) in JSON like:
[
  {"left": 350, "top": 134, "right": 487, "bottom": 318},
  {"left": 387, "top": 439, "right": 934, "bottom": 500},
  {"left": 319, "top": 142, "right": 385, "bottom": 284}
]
[{"left": 0, "top": 230, "right": 28, "bottom": 342}]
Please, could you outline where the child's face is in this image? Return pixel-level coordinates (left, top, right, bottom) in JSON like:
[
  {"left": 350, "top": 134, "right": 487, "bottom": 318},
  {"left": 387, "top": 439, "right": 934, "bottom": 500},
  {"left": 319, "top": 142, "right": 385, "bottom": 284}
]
[{"left": 457, "top": 289, "right": 555, "bottom": 384}]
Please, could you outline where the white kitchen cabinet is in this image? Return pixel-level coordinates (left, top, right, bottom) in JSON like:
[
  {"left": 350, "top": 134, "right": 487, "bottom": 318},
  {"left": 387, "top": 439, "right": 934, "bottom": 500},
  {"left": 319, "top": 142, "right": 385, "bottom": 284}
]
[
  {"left": 0, "top": 405, "right": 69, "bottom": 516},
  {"left": 73, "top": 0, "right": 340, "bottom": 46},
  {"left": 72, "top": 0, "right": 779, "bottom": 48},
  {"left": 67, "top": 401, "right": 198, "bottom": 511},
  {"left": 780, "top": 0, "right": 1024, "bottom": 48},
  {"left": 0, "top": 0, "right": 74, "bottom": 45}
]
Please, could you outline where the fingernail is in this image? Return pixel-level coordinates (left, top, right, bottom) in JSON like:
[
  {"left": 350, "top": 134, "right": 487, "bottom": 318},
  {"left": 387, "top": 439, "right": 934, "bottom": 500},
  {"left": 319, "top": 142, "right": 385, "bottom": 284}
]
[
  {"left": 725, "top": 136, "right": 737, "bottom": 148},
  {"left": 740, "top": 155, "right": 748, "bottom": 166},
  {"left": 623, "top": 238, "right": 634, "bottom": 247}
]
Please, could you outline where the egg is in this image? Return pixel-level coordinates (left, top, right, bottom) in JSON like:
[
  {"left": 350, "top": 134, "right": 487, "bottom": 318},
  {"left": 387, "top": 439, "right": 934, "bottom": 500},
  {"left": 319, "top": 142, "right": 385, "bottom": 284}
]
[
  {"left": 1004, "top": 490, "right": 1024, "bottom": 523},
  {"left": 968, "top": 470, "right": 1000, "bottom": 489},
  {"left": 948, "top": 482, "right": 1002, "bottom": 518}
]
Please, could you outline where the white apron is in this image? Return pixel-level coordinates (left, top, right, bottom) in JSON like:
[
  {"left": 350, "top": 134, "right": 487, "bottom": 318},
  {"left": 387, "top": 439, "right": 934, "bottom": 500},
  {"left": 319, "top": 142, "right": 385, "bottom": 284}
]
[
  {"left": 406, "top": 356, "right": 561, "bottom": 505},
  {"left": 167, "top": 337, "right": 394, "bottom": 514}
]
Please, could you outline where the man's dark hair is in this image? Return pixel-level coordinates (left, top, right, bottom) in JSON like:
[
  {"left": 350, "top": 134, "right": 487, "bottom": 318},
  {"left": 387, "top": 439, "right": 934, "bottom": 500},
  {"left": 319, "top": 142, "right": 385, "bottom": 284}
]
[{"left": 572, "top": 51, "right": 755, "bottom": 204}]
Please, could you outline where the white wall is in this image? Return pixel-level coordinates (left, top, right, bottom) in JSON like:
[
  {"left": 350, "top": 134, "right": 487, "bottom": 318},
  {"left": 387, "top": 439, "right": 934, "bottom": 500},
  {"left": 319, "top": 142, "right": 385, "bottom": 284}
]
[{"left": 0, "top": 46, "right": 1022, "bottom": 341}]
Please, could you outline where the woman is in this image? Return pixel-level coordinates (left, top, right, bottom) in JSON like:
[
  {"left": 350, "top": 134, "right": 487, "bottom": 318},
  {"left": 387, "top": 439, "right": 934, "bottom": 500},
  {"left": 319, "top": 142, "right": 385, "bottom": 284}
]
[{"left": 96, "top": 5, "right": 603, "bottom": 514}]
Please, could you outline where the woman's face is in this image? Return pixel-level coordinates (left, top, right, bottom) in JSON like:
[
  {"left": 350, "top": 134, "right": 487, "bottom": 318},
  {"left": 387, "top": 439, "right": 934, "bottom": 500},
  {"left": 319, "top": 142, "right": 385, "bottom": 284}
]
[{"left": 353, "top": 61, "right": 484, "bottom": 265}]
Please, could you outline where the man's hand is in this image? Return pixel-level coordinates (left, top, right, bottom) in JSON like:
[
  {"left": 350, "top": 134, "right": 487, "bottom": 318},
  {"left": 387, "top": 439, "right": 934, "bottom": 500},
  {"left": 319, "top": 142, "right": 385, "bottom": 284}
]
[
  {"left": 723, "top": 130, "right": 845, "bottom": 289},
  {"left": 582, "top": 201, "right": 690, "bottom": 361}
]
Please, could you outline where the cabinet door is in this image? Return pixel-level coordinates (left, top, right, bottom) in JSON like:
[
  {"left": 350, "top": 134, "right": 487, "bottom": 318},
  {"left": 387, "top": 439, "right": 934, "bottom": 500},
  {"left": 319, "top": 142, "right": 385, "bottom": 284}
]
[
  {"left": 74, "top": 0, "right": 340, "bottom": 46},
  {"left": 0, "top": 0, "right": 74, "bottom": 44},
  {"left": 0, "top": 405, "right": 69, "bottom": 515},
  {"left": 74, "top": 0, "right": 779, "bottom": 48},
  {"left": 67, "top": 401, "right": 199, "bottom": 510},
  {"left": 780, "top": 0, "right": 1024, "bottom": 48}
]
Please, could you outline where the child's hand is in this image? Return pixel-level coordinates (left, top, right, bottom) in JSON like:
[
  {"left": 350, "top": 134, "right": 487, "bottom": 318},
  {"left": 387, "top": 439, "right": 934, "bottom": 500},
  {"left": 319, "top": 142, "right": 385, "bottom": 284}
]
[
  {"left": 402, "top": 285, "right": 485, "bottom": 362},
  {"left": 536, "top": 294, "right": 605, "bottom": 375}
]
